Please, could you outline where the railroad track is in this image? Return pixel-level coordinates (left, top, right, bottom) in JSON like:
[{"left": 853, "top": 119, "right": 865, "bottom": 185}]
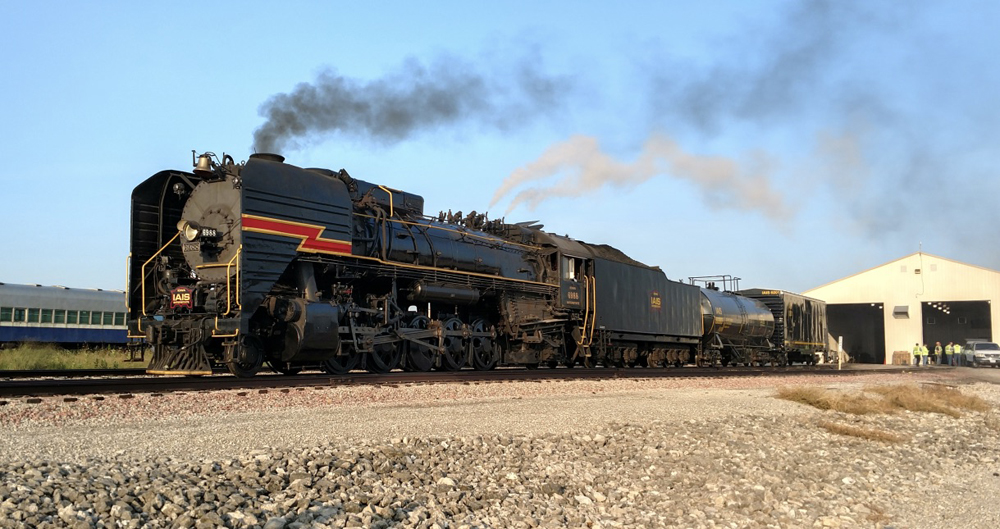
[
  {"left": 0, "top": 368, "right": 149, "bottom": 379},
  {"left": 0, "top": 365, "right": 908, "bottom": 399}
]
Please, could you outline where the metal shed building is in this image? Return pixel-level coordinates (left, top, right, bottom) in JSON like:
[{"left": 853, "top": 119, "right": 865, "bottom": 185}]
[{"left": 804, "top": 252, "right": 1000, "bottom": 364}]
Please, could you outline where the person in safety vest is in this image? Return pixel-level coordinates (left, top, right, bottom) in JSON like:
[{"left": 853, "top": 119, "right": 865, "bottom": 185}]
[
  {"left": 921, "top": 344, "right": 930, "bottom": 366},
  {"left": 912, "top": 343, "right": 921, "bottom": 366},
  {"left": 945, "top": 342, "right": 954, "bottom": 366},
  {"left": 954, "top": 343, "right": 963, "bottom": 366},
  {"left": 934, "top": 342, "right": 942, "bottom": 365}
]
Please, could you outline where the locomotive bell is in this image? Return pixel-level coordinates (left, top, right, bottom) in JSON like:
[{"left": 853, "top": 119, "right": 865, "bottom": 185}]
[{"left": 193, "top": 154, "right": 213, "bottom": 175}]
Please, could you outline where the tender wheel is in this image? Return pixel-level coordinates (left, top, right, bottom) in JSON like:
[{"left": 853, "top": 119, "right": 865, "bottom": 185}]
[
  {"left": 470, "top": 319, "right": 499, "bottom": 371},
  {"left": 438, "top": 317, "right": 468, "bottom": 371},
  {"left": 227, "top": 336, "right": 264, "bottom": 378},
  {"left": 321, "top": 346, "right": 360, "bottom": 375},
  {"left": 366, "top": 342, "right": 402, "bottom": 373}
]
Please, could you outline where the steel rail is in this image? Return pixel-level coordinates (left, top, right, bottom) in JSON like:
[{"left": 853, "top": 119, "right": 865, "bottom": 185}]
[
  {"left": 0, "top": 365, "right": 914, "bottom": 399},
  {"left": 0, "top": 368, "right": 149, "bottom": 379}
]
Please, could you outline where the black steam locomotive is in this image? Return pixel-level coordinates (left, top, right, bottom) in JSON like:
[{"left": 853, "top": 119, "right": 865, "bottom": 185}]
[{"left": 126, "top": 152, "right": 822, "bottom": 376}]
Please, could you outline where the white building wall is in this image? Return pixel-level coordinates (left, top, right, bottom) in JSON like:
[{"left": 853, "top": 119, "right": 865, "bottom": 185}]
[{"left": 805, "top": 253, "right": 1000, "bottom": 364}]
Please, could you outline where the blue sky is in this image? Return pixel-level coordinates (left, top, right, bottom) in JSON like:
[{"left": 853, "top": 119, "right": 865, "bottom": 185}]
[{"left": 1, "top": 1, "right": 997, "bottom": 293}]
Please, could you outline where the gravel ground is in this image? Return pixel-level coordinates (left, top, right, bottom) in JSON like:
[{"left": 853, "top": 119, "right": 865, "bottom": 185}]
[{"left": 1, "top": 368, "right": 998, "bottom": 528}]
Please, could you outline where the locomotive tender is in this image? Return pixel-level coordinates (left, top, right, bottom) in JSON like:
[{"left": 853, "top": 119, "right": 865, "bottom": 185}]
[{"left": 127, "top": 151, "right": 813, "bottom": 376}]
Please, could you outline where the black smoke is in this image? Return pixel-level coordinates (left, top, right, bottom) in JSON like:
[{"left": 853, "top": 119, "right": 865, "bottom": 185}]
[
  {"left": 641, "top": 0, "right": 1000, "bottom": 245},
  {"left": 252, "top": 54, "right": 572, "bottom": 154}
]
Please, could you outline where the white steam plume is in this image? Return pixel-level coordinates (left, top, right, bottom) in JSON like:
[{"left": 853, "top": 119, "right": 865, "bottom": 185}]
[{"left": 490, "top": 134, "right": 790, "bottom": 221}]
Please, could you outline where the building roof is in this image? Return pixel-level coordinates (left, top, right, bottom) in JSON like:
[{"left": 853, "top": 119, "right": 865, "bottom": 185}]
[{"left": 805, "top": 252, "right": 1000, "bottom": 294}]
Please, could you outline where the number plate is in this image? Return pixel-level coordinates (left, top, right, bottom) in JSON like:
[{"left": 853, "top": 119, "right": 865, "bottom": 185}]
[{"left": 182, "top": 242, "right": 201, "bottom": 253}]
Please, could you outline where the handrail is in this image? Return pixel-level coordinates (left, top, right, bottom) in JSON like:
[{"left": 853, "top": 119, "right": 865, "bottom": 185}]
[
  {"left": 140, "top": 231, "right": 181, "bottom": 317},
  {"left": 126, "top": 251, "right": 146, "bottom": 338},
  {"left": 577, "top": 277, "right": 590, "bottom": 346},
  {"left": 212, "top": 315, "right": 239, "bottom": 338},
  {"left": 223, "top": 245, "right": 242, "bottom": 316},
  {"left": 377, "top": 185, "right": 394, "bottom": 217},
  {"left": 587, "top": 276, "right": 597, "bottom": 347},
  {"left": 354, "top": 212, "right": 542, "bottom": 250}
]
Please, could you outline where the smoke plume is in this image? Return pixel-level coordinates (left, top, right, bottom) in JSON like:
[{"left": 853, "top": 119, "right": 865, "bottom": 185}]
[
  {"left": 491, "top": 134, "right": 789, "bottom": 221},
  {"left": 252, "top": 55, "right": 570, "bottom": 154}
]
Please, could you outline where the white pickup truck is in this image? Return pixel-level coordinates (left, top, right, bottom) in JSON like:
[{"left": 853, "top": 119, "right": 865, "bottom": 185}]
[{"left": 964, "top": 341, "right": 1000, "bottom": 367}]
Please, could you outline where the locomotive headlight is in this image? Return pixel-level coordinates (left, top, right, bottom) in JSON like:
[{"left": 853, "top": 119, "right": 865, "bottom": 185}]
[{"left": 177, "top": 220, "right": 202, "bottom": 242}]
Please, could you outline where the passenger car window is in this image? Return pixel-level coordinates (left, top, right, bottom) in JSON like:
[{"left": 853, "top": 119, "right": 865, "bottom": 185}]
[
  {"left": 114, "top": 312, "right": 125, "bottom": 326},
  {"left": 91, "top": 312, "right": 103, "bottom": 325},
  {"left": 41, "top": 309, "right": 53, "bottom": 323},
  {"left": 67, "top": 311, "right": 78, "bottom": 324},
  {"left": 13, "top": 308, "right": 26, "bottom": 322},
  {"left": 103, "top": 312, "right": 113, "bottom": 326},
  {"left": 27, "top": 309, "right": 40, "bottom": 323},
  {"left": 0, "top": 307, "right": 11, "bottom": 322},
  {"left": 78, "top": 311, "right": 90, "bottom": 325},
  {"left": 54, "top": 310, "right": 65, "bottom": 324}
]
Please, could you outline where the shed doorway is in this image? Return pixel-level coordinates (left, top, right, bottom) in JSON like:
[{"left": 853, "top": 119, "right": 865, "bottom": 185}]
[
  {"left": 921, "top": 300, "right": 992, "bottom": 348},
  {"left": 827, "top": 303, "right": 886, "bottom": 364}
]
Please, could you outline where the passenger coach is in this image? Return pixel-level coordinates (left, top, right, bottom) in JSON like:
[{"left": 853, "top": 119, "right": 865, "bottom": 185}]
[{"left": 0, "top": 283, "right": 128, "bottom": 346}]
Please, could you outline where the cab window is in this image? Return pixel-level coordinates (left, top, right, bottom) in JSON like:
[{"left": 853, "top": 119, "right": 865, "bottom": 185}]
[{"left": 562, "top": 256, "right": 577, "bottom": 281}]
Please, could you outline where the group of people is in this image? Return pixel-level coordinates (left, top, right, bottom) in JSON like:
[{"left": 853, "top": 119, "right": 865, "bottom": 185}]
[{"left": 911, "top": 341, "right": 964, "bottom": 366}]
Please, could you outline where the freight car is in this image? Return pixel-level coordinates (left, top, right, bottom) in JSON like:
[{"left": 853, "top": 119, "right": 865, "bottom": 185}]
[
  {"left": 690, "top": 276, "right": 781, "bottom": 366},
  {"left": 0, "top": 283, "right": 128, "bottom": 347},
  {"left": 126, "top": 151, "right": 800, "bottom": 376},
  {"left": 738, "top": 288, "right": 828, "bottom": 364}
]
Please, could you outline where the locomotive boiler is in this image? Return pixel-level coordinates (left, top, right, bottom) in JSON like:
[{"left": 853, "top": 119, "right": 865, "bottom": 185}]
[{"left": 126, "top": 151, "right": 807, "bottom": 376}]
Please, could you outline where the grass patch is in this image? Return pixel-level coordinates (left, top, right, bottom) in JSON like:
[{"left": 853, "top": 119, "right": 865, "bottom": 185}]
[
  {"left": 0, "top": 343, "right": 148, "bottom": 370},
  {"left": 867, "top": 383, "right": 991, "bottom": 417},
  {"left": 816, "top": 419, "right": 907, "bottom": 443},
  {"left": 776, "top": 383, "right": 991, "bottom": 417},
  {"left": 774, "top": 386, "right": 894, "bottom": 414},
  {"left": 778, "top": 383, "right": 993, "bottom": 443}
]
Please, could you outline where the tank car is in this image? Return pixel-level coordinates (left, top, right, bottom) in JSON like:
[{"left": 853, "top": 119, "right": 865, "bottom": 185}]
[
  {"left": 689, "top": 276, "right": 780, "bottom": 366},
  {"left": 127, "top": 151, "right": 709, "bottom": 376}
]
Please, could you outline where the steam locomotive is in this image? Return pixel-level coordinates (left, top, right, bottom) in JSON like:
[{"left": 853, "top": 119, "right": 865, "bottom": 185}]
[{"left": 126, "top": 152, "right": 824, "bottom": 377}]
